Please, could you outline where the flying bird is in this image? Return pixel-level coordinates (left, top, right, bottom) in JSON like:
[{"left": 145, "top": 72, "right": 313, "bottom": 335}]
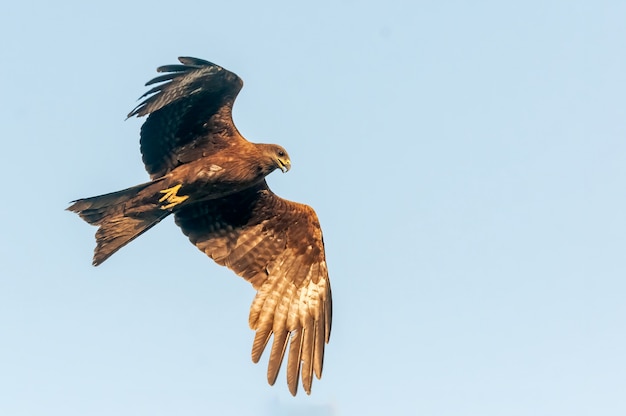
[{"left": 67, "top": 57, "right": 332, "bottom": 396}]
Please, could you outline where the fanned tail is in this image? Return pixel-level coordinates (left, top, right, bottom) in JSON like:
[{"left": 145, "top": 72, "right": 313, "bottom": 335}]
[{"left": 67, "top": 180, "right": 169, "bottom": 265}]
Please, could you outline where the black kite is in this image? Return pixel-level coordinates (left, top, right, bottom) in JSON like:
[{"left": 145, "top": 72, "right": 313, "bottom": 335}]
[{"left": 67, "top": 57, "right": 332, "bottom": 396}]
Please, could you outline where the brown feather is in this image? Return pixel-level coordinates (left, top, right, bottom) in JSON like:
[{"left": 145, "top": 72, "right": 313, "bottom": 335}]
[
  {"left": 251, "top": 328, "right": 272, "bottom": 364},
  {"left": 267, "top": 330, "right": 289, "bottom": 385},
  {"left": 301, "top": 323, "right": 315, "bottom": 394},
  {"left": 314, "top": 314, "right": 325, "bottom": 379},
  {"left": 286, "top": 330, "right": 303, "bottom": 396}
]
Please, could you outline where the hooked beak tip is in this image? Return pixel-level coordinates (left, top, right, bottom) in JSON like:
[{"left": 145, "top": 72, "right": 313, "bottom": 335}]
[{"left": 279, "top": 160, "right": 291, "bottom": 173}]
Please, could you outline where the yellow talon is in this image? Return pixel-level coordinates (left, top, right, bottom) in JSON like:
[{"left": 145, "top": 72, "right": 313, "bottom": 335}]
[{"left": 159, "top": 184, "right": 189, "bottom": 210}]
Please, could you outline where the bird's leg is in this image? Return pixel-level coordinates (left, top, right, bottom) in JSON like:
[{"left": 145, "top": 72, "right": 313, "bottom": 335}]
[{"left": 159, "top": 184, "right": 189, "bottom": 210}]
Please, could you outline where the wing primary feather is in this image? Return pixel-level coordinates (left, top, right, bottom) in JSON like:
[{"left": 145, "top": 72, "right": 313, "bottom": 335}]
[
  {"left": 314, "top": 317, "right": 325, "bottom": 379},
  {"left": 155, "top": 57, "right": 213, "bottom": 74},
  {"left": 286, "top": 330, "right": 303, "bottom": 396},
  {"left": 127, "top": 84, "right": 166, "bottom": 117},
  {"left": 267, "top": 330, "right": 289, "bottom": 385},
  {"left": 301, "top": 324, "right": 315, "bottom": 394},
  {"left": 138, "top": 84, "right": 165, "bottom": 99},
  {"left": 155, "top": 64, "right": 192, "bottom": 73},
  {"left": 178, "top": 56, "right": 215, "bottom": 66},
  {"left": 251, "top": 329, "right": 272, "bottom": 363},
  {"left": 144, "top": 72, "right": 181, "bottom": 86},
  {"left": 325, "top": 287, "right": 333, "bottom": 343}
]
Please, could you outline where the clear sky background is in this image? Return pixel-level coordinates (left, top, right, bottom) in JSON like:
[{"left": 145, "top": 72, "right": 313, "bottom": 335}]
[{"left": 1, "top": 1, "right": 625, "bottom": 415}]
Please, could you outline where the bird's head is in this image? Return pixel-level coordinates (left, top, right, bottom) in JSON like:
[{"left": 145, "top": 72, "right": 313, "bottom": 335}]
[
  {"left": 257, "top": 143, "right": 291, "bottom": 173},
  {"left": 275, "top": 146, "right": 291, "bottom": 173},
  {"left": 266, "top": 144, "right": 291, "bottom": 173}
]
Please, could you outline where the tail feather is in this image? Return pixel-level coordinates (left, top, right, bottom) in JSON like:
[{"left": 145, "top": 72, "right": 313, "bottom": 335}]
[
  {"left": 67, "top": 181, "right": 159, "bottom": 225},
  {"left": 67, "top": 179, "right": 169, "bottom": 265},
  {"left": 91, "top": 212, "right": 167, "bottom": 265}
]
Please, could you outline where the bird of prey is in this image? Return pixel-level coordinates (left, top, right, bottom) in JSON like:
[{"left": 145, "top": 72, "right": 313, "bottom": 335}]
[{"left": 67, "top": 57, "right": 332, "bottom": 396}]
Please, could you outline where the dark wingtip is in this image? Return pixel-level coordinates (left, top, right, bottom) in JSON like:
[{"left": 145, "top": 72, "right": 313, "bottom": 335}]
[{"left": 178, "top": 56, "right": 215, "bottom": 67}]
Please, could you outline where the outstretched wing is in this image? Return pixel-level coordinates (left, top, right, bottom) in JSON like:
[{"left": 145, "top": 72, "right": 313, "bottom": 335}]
[
  {"left": 174, "top": 182, "right": 332, "bottom": 396},
  {"left": 128, "top": 57, "right": 246, "bottom": 179}
]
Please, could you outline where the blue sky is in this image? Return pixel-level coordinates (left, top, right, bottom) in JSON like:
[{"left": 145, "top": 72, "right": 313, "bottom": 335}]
[{"left": 1, "top": 1, "right": 625, "bottom": 415}]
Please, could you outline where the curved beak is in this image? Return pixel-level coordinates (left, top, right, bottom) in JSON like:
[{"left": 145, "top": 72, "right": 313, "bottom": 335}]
[{"left": 277, "top": 158, "right": 291, "bottom": 173}]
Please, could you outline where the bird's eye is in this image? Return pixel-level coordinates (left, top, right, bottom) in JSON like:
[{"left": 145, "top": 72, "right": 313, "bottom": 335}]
[{"left": 278, "top": 151, "right": 285, "bottom": 157}]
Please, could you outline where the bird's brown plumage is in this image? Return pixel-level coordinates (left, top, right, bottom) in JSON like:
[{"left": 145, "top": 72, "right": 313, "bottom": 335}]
[{"left": 67, "top": 57, "right": 332, "bottom": 395}]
